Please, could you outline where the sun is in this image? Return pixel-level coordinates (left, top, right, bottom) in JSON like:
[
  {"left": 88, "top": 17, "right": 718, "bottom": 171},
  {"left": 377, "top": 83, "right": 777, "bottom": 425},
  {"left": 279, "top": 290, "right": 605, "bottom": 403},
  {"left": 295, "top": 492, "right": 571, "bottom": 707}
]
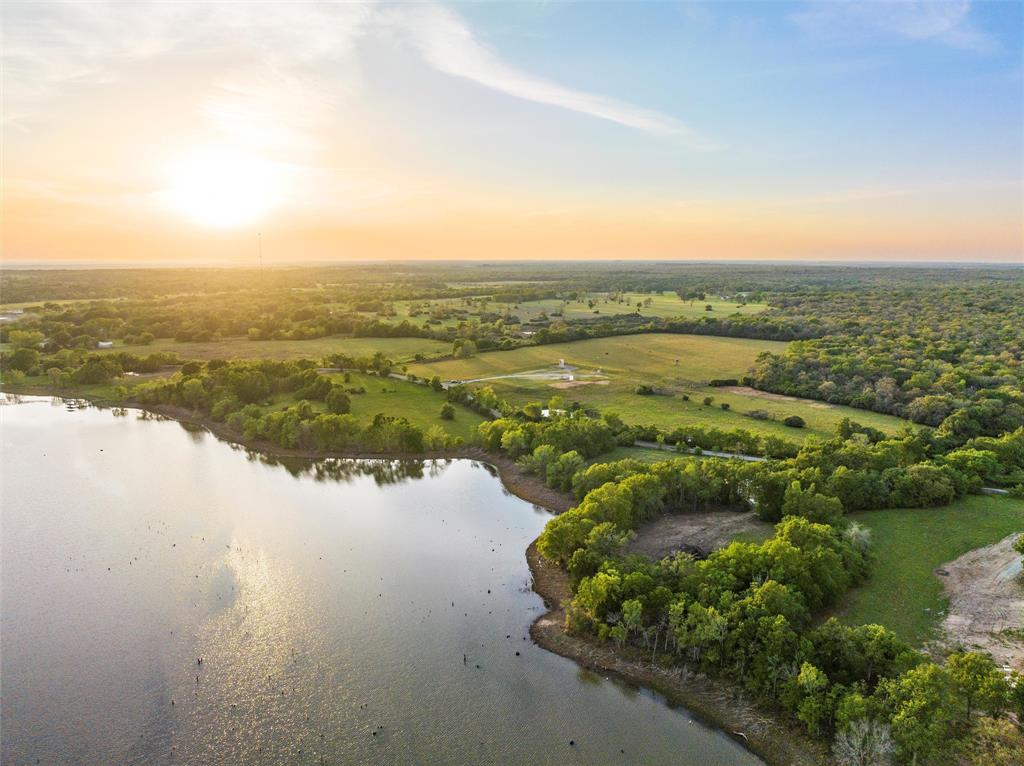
[{"left": 159, "top": 147, "right": 282, "bottom": 229}]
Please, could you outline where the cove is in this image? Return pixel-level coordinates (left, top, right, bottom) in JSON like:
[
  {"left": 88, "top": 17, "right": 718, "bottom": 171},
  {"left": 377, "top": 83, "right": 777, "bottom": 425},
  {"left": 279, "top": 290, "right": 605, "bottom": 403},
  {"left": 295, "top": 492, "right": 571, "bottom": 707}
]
[{"left": 1, "top": 396, "right": 761, "bottom": 765}]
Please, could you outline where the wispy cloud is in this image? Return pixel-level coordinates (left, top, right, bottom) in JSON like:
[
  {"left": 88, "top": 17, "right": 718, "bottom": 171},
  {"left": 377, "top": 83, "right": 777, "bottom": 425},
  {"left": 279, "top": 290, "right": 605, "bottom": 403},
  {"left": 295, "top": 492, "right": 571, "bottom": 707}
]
[
  {"left": 791, "top": 1, "right": 998, "bottom": 53},
  {"left": 385, "top": 5, "right": 717, "bottom": 149},
  {"left": 3, "top": 1, "right": 712, "bottom": 147}
]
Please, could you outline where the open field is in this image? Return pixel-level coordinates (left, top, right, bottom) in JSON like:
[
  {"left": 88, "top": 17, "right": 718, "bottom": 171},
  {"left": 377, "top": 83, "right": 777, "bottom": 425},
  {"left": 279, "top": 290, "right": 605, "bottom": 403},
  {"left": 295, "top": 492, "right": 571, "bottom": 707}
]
[
  {"left": 102, "top": 336, "right": 452, "bottom": 364},
  {"left": 339, "top": 291, "right": 768, "bottom": 330},
  {"left": 833, "top": 496, "right": 1024, "bottom": 646},
  {"left": 408, "top": 333, "right": 783, "bottom": 382},
  {"left": 511, "top": 292, "right": 768, "bottom": 322},
  {"left": 407, "top": 334, "right": 908, "bottom": 442},
  {"left": 321, "top": 372, "right": 483, "bottom": 441}
]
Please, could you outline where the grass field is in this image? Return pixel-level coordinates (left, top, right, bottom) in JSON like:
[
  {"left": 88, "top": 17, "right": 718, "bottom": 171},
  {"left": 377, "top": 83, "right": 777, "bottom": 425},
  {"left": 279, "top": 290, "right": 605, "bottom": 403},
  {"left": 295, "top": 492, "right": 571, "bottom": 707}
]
[
  {"left": 407, "top": 334, "right": 908, "bottom": 443},
  {"left": 408, "top": 333, "right": 783, "bottom": 382},
  {"left": 321, "top": 372, "right": 483, "bottom": 441},
  {"left": 104, "top": 336, "right": 451, "bottom": 364},
  {"left": 511, "top": 292, "right": 768, "bottom": 322},
  {"left": 832, "top": 496, "right": 1024, "bottom": 645},
  {"left": 337, "top": 290, "right": 768, "bottom": 331}
]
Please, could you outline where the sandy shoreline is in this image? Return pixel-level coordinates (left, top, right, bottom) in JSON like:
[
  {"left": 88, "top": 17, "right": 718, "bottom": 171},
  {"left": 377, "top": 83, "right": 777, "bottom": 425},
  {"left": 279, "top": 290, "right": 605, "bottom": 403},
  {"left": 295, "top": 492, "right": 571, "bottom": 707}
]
[{"left": 4, "top": 389, "right": 828, "bottom": 765}]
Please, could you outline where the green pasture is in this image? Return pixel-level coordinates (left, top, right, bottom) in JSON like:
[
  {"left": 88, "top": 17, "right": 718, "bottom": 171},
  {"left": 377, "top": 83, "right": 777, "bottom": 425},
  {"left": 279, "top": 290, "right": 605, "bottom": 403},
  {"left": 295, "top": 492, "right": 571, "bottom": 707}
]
[
  {"left": 407, "top": 334, "right": 908, "bottom": 443},
  {"left": 833, "top": 496, "right": 1024, "bottom": 645}
]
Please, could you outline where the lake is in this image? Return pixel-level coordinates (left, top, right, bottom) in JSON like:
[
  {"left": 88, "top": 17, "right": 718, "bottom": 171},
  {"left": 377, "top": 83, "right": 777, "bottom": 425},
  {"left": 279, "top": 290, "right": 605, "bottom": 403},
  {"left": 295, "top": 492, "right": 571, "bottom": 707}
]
[{"left": 1, "top": 396, "right": 761, "bottom": 765}]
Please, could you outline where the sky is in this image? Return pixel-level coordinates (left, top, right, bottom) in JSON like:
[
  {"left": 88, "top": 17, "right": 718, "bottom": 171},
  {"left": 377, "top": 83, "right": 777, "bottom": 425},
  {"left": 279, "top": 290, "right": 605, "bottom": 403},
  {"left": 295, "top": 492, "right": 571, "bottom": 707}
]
[{"left": 2, "top": 0, "right": 1022, "bottom": 264}]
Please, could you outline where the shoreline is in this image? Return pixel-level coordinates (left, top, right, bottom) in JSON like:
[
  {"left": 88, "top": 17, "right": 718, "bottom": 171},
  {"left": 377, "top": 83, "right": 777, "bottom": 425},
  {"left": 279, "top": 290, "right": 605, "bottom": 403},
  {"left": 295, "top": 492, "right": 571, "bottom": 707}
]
[
  {"left": 4, "top": 388, "right": 828, "bottom": 765},
  {"left": 525, "top": 541, "right": 829, "bottom": 766}
]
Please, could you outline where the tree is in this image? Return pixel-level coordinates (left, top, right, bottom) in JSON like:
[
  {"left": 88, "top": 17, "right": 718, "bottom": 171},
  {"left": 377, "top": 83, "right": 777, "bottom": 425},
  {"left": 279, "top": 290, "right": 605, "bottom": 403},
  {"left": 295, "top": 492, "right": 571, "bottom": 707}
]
[
  {"left": 833, "top": 719, "right": 895, "bottom": 766},
  {"left": 325, "top": 386, "right": 351, "bottom": 414},
  {"left": 945, "top": 652, "right": 1008, "bottom": 721},
  {"left": 781, "top": 481, "right": 844, "bottom": 525},
  {"left": 453, "top": 339, "right": 477, "bottom": 358},
  {"left": 6, "top": 347, "right": 39, "bottom": 372},
  {"left": 955, "top": 716, "right": 1024, "bottom": 766},
  {"left": 878, "top": 663, "right": 958, "bottom": 765},
  {"left": 793, "top": 662, "right": 832, "bottom": 736},
  {"left": 439, "top": 402, "right": 455, "bottom": 420},
  {"left": 784, "top": 415, "right": 806, "bottom": 428}
]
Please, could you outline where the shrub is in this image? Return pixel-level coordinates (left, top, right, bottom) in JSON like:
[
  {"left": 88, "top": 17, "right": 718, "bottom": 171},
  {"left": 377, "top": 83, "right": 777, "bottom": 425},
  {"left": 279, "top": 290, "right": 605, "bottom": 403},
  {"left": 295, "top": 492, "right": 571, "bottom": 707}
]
[
  {"left": 784, "top": 415, "right": 806, "bottom": 428},
  {"left": 325, "top": 386, "right": 351, "bottom": 414},
  {"left": 440, "top": 402, "right": 455, "bottom": 420}
]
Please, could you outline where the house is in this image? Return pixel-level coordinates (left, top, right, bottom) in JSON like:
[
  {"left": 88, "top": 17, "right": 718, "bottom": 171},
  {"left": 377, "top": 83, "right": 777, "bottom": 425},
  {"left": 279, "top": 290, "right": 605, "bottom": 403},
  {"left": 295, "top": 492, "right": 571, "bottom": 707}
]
[{"left": 97, "top": 340, "right": 114, "bottom": 349}]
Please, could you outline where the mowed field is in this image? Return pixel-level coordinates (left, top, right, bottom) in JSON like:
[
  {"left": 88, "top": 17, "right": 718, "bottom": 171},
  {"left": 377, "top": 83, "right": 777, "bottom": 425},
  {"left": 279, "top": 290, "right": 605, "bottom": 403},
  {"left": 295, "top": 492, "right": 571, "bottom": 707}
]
[
  {"left": 103, "top": 336, "right": 451, "bottom": 363},
  {"left": 408, "top": 334, "right": 907, "bottom": 442},
  {"left": 833, "top": 496, "right": 1024, "bottom": 645},
  {"left": 409, "top": 333, "right": 781, "bottom": 381}
]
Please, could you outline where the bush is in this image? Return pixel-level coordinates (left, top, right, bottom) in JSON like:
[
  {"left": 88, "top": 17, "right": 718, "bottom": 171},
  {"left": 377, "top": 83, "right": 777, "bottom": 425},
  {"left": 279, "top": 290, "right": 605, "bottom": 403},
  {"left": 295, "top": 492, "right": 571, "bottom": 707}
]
[
  {"left": 325, "top": 386, "right": 351, "bottom": 414},
  {"left": 720, "top": 402, "right": 731, "bottom": 410},
  {"left": 440, "top": 403, "right": 455, "bottom": 420},
  {"left": 708, "top": 378, "right": 739, "bottom": 387},
  {"left": 634, "top": 384, "right": 655, "bottom": 395},
  {"left": 784, "top": 415, "right": 806, "bottom": 428}
]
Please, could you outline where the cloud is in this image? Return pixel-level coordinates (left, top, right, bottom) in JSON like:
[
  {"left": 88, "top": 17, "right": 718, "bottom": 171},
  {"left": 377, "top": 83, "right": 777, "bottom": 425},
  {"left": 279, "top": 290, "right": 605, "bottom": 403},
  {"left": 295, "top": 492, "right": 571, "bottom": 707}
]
[
  {"left": 791, "top": 1, "right": 998, "bottom": 53},
  {"left": 386, "top": 5, "right": 716, "bottom": 148},
  {"left": 2, "top": 1, "right": 713, "bottom": 148}
]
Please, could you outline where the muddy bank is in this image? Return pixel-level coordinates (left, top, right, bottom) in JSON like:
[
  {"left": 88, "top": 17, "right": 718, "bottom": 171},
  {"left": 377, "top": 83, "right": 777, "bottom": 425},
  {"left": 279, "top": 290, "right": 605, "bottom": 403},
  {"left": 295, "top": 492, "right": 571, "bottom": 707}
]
[{"left": 526, "top": 543, "right": 830, "bottom": 766}]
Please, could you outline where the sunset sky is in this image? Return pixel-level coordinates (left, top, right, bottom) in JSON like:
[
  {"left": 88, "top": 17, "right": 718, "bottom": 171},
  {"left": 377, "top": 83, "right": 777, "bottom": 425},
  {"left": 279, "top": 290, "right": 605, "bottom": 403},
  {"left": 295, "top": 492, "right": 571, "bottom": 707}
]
[{"left": 3, "top": 1, "right": 1022, "bottom": 264}]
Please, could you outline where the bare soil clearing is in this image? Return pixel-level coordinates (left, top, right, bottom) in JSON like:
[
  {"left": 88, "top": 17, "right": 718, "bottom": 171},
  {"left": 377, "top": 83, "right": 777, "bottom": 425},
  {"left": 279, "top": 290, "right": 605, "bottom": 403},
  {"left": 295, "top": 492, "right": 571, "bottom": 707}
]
[
  {"left": 627, "top": 510, "right": 772, "bottom": 560},
  {"left": 936, "top": 533, "right": 1024, "bottom": 671}
]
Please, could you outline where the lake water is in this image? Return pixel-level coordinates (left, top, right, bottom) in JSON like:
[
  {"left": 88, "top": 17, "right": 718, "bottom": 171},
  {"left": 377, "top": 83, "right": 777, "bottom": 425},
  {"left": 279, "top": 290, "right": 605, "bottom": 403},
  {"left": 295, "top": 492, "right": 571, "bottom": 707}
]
[{"left": 1, "top": 396, "right": 761, "bottom": 765}]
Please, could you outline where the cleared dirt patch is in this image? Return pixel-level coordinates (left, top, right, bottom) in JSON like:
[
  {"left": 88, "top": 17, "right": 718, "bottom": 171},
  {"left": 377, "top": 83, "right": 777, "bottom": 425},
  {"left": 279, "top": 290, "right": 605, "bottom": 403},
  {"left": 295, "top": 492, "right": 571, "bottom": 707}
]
[
  {"left": 936, "top": 533, "right": 1024, "bottom": 672},
  {"left": 627, "top": 510, "right": 772, "bottom": 560}
]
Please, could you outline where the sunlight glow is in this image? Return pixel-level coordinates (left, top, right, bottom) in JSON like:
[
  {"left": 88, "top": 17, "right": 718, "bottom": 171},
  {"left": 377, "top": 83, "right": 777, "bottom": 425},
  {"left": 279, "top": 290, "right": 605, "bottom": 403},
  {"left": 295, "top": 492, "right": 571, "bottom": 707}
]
[{"left": 159, "top": 148, "right": 283, "bottom": 229}]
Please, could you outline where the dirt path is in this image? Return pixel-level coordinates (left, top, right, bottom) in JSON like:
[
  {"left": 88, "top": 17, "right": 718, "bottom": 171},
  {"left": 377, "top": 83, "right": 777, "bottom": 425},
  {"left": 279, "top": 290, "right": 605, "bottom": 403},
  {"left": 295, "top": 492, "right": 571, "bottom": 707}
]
[{"left": 936, "top": 533, "right": 1024, "bottom": 672}]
